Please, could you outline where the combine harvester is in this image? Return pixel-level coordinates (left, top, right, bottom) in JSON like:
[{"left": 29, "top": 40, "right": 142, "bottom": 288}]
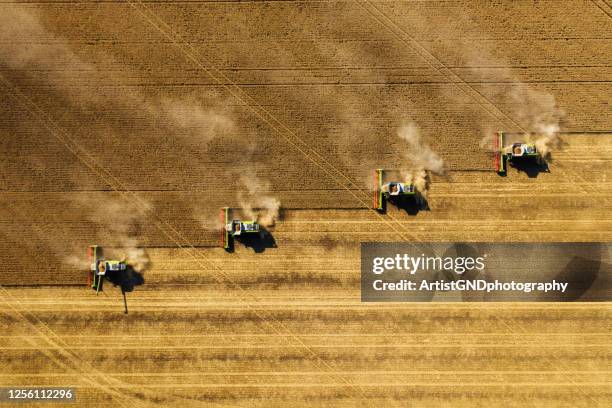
[
  {"left": 494, "top": 131, "right": 543, "bottom": 175},
  {"left": 87, "top": 245, "right": 131, "bottom": 313},
  {"left": 220, "top": 207, "right": 260, "bottom": 250},
  {"left": 87, "top": 245, "right": 126, "bottom": 294},
  {"left": 373, "top": 169, "right": 418, "bottom": 212}
]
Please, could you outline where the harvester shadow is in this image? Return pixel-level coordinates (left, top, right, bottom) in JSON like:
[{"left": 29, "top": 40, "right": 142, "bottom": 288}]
[
  {"left": 507, "top": 160, "right": 550, "bottom": 178},
  {"left": 387, "top": 194, "right": 430, "bottom": 216},
  {"left": 231, "top": 229, "right": 277, "bottom": 253},
  {"left": 224, "top": 237, "right": 235, "bottom": 253},
  {"left": 106, "top": 264, "right": 145, "bottom": 293}
]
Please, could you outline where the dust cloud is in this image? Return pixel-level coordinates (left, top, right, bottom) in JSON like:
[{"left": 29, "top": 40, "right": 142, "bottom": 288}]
[
  {"left": 453, "top": 27, "right": 565, "bottom": 157},
  {"left": 155, "top": 97, "right": 237, "bottom": 143},
  {"left": 60, "top": 197, "right": 151, "bottom": 273},
  {"left": 2, "top": 7, "right": 282, "bottom": 254},
  {"left": 397, "top": 123, "right": 444, "bottom": 196},
  {"left": 238, "top": 174, "right": 281, "bottom": 228},
  {"left": 508, "top": 85, "right": 564, "bottom": 158},
  {"left": 80, "top": 197, "right": 151, "bottom": 272}
]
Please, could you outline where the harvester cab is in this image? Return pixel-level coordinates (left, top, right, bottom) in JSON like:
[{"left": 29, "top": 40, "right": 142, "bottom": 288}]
[
  {"left": 494, "top": 131, "right": 541, "bottom": 175},
  {"left": 87, "top": 245, "right": 127, "bottom": 294},
  {"left": 383, "top": 182, "right": 415, "bottom": 196},
  {"left": 373, "top": 169, "right": 417, "bottom": 212},
  {"left": 221, "top": 207, "right": 260, "bottom": 249},
  {"left": 510, "top": 143, "right": 537, "bottom": 157}
]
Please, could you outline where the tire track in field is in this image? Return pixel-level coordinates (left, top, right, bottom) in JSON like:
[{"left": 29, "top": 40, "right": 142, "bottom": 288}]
[
  {"left": 357, "top": 0, "right": 608, "bottom": 200},
  {"left": 0, "top": 71, "right": 379, "bottom": 405},
  {"left": 124, "top": 0, "right": 433, "bottom": 247}
]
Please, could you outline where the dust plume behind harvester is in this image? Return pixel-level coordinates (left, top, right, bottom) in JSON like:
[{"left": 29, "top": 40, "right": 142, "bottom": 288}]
[
  {"left": 221, "top": 207, "right": 261, "bottom": 250},
  {"left": 494, "top": 131, "right": 544, "bottom": 175}
]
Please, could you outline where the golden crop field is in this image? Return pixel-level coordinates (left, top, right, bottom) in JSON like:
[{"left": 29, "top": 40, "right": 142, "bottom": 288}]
[{"left": 1, "top": 1, "right": 611, "bottom": 406}]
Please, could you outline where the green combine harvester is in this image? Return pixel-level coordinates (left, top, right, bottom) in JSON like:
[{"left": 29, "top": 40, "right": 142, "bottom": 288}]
[
  {"left": 373, "top": 169, "right": 417, "bottom": 211},
  {"left": 494, "top": 131, "right": 542, "bottom": 175},
  {"left": 87, "top": 245, "right": 127, "bottom": 294},
  {"left": 220, "top": 207, "right": 261, "bottom": 249}
]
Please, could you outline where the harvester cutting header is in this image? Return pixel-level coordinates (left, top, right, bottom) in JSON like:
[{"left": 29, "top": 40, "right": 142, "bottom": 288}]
[{"left": 494, "top": 131, "right": 543, "bottom": 175}]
